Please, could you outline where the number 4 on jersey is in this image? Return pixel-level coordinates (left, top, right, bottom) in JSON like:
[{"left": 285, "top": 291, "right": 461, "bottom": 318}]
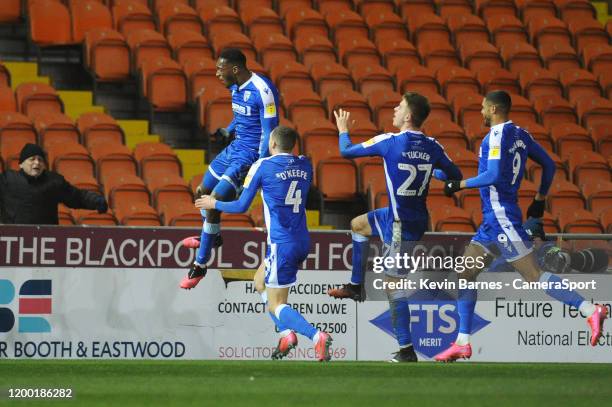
[{"left": 285, "top": 180, "right": 302, "bottom": 213}]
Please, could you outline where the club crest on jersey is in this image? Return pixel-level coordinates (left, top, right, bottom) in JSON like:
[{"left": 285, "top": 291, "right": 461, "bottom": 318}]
[{"left": 243, "top": 91, "right": 251, "bottom": 102}]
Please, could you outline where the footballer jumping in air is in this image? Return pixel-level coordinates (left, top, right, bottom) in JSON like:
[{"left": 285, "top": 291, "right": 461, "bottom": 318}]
[
  {"left": 180, "top": 48, "right": 280, "bottom": 289},
  {"left": 435, "top": 90, "right": 608, "bottom": 362},
  {"left": 329, "top": 93, "right": 462, "bottom": 362},
  {"left": 195, "top": 126, "right": 333, "bottom": 362}
]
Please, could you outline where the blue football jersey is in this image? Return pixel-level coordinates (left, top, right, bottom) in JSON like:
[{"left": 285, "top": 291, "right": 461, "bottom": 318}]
[
  {"left": 340, "top": 131, "right": 462, "bottom": 222},
  {"left": 227, "top": 73, "right": 280, "bottom": 158},
  {"left": 477, "top": 121, "right": 534, "bottom": 215},
  {"left": 242, "top": 154, "right": 312, "bottom": 244}
]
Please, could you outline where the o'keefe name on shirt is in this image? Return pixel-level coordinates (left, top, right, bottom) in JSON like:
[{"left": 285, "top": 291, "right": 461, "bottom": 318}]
[{"left": 276, "top": 169, "right": 308, "bottom": 180}]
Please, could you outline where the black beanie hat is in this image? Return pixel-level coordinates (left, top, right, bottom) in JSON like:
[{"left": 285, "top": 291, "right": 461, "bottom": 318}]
[{"left": 19, "top": 143, "right": 46, "bottom": 164}]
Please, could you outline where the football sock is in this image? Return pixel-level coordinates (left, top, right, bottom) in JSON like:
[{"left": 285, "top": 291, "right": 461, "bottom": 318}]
[
  {"left": 456, "top": 288, "right": 477, "bottom": 345},
  {"left": 275, "top": 304, "right": 318, "bottom": 341},
  {"left": 389, "top": 291, "right": 412, "bottom": 347},
  {"left": 196, "top": 221, "right": 220, "bottom": 264},
  {"left": 540, "top": 272, "right": 587, "bottom": 310},
  {"left": 350, "top": 232, "right": 369, "bottom": 285}
]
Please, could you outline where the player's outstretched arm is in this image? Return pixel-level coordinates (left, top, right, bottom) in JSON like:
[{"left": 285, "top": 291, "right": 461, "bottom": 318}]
[
  {"left": 526, "top": 141, "right": 555, "bottom": 218},
  {"left": 334, "top": 109, "right": 388, "bottom": 159},
  {"left": 443, "top": 156, "right": 500, "bottom": 197}
]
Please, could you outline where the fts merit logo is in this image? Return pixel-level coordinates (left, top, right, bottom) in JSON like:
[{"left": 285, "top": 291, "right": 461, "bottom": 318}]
[
  {"left": 370, "top": 290, "right": 490, "bottom": 358},
  {"left": 0, "top": 279, "right": 52, "bottom": 333}
]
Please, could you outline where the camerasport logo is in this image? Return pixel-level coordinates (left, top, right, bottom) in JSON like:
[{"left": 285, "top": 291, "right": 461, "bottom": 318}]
[
  {"left": 0, "top": 279, "right": 52, "bottom": 333},
  {"left": 369, "top": 289, "right": 490, "bottom": 359}
]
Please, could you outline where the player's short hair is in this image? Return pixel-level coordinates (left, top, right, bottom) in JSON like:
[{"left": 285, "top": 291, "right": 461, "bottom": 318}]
[
  {"left": 403, "top": 92, "right": 430, "bottom": 128},
  {"left": 485, "top": 90, "right": 512, "bottom": 114},
  {"left": 272, "top": 126, "right": 298, "bottom": 152},
  {"left": 219, "top": 48, "right": 247, "bottom": 68}
]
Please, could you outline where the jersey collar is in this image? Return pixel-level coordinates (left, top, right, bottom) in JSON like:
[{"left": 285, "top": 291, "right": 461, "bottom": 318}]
[{"left": 238, "top": 73, "right": 255, "bottom": 91}]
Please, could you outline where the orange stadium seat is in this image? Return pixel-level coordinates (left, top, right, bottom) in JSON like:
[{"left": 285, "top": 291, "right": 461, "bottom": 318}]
[
  {"left": 240, "top": 6, "right": 283, "bottom": 39},
  {"left": 278, "top": 0, "right": 311, "bottom": 17},
  {"left": 210, "top": 31, "right": 257, "bottom": 62},
  {"left": 281, "top": 86, "right": 326, "bottom": 122},
  {"left": 0, "top": 62, "right": 11, "bottom": 88},
  {"left": 566, "top": 150, "right": 609, "bottom": 185},
  {"left": 337, "top": 37, "right": 381, "bottom": 67},
  {"left": 581, "top": 180, "right": 612, "bottom": 217},
  {"left": 314, "top": 0, "right": 353, "bottom": 14},
  {"left": 268, "top": 60, "right": 312, "bottom": 92},
  {"left": 526, "top": 15, "right": 571, "bottom": 48},
  {"left": 284, "top": 7, "right": 328, "bottom": 41},
  {"left": 168, "top": 31, "right": 212, "bottom": 66},
  {"left": 519, "top": 121, "right": 554, "bottom": 151},
  {"left": 71, "top": 0, "right": 113, "bottom": 43},
  {"left": 126, "top": 29, "right": 171, "bottom": 74},
  {"left": 452, "top": 92, "right": 483, "bottom": 129},
  {"left": 539, "top": 42, "right": 581, "bottom": 74},
  {"left": 300, "top": 133, "right": 339, "bottom": 175},
  {"left": 559, "top": 68, "right": 602, "bottom": 105},
  {"left": 90, "top": 142, "right": 138, "bottom": 182},
  {"left": 575, "top": 96, "right": 612, "bottom": 129},
  {"left": 447, "top": 148, "right": 479, "bottom": 178},
  {"left": 0, "top": 87, "right": 16, "bottom": 113},
  {"left": 533, "top": 94, "right": 577, "bottom": 129},
  {"left": 197, "top": 86, "right": 231, "bottom": 133},
  {"left": 157, "top": 2, "right": 202, "bottom": 36},
  {"left": 221, "top": 213, "right": 255, "bottom": 228},
  {"left": 197, "top": 4, "right": 242, "bottom": 39},
  {"left": 588, "top": 122, "right": 610, "bottom": 157},
  {"left": 395, "top": 64, "right": 438, "bottom": 94},
  {"left": 509, "top": 93, "right": 538, "bottom": 124},
  {"left": 134, "top": 142, "right": 182, "bottom": 181},
  {"left": 598, "top": 71, "right": 611, "bottom": 99},
  {"left": 476, "top": 67, "right": 520, "bottom": 95},
  {"left": 447, "top": 14, "right": 489, "bottom": 46},
  {"left": 62, "top": 169, "right": 100, "bottom": 193},
  {"left": 57, "top": 204, "right": 75, "bottom": 225},
  {"left": 459, "top": 42, "right": 504, "bottom": 71},
  {"left": 112, "top": 0, "right": 155, "bottom": 36},
  {"left": 526, "top": 150, "right": 569, "bottom": 181},
  {"left": 515, "top": 0, "right": 558, "bottom": 21},
  {"left": 151, "top": 0, "right": 189, "bottom": 11},
  {"left": 357, "top": 157, "right": 384, "bottom": 195},
  {"left": 114, "top": 201, "right": 161, "bottom": 226},
  {"left": 326, "top": 9, "right": 369, "bottom": 44},
  {"left": 310, "top": 62, "right": 353, "bottom": 98},
  {"left": 33, "top": 112, "right": 80, "bottom": 149},
  {"left": 365, "top": 8, "right": 407, "bottom": 42},
  {"left": 396, "top": 0, "right": 435, "bottom": 18},
  {"left": 326, "top": 88, "right": 373, "bottom": 125},
  {"left": 294, "top": 35, "right": 337, "bottom": 69},
  {"left": 0, "top": 0, "right": 20, "bottom": 23},
  {"left": 407, "top": 13, "right": 451, "bottom": 47},
  {"left": 568, "top": 18, "right": 609, "bottom": 53},
  {"left": 160, "top": 201, "right": 200, "bottom": 226},
  {"left": 424, "top": 119, "right": 469, "bottom": 150},
  {"left": 431, "top": 205, "right": 475, "bottom": 232},
  {"left": 317, "top": 158, "right": 358, "bottom": 201},
  {"left": 475, "top": 0, "right": 517, "bottom": 20},
  {"left": 103, "top": 172, "right": 150, "bottom": 208},
  {"left": 77, "top": 112, "right": 125, "bottom": 148},
  {"left": 601, "top": 207, "right": 612, "bottom": 233},
  {"left": 140, "top": 57, "right": 188, "bottom": 112},
  {"left": 519, "top": 68, "right": 563, "bottom": 102},
  {"left": 353, "top": 0, "right": 396, "bottom": 15},
  {"left": 516, "top": 179, "right": 539, "bottom": 215},
  {"left": 430, "top": 179, "right": 458, "bottom": 208},
  {"left": 350, "top": 64, "right": 394, "bottom": 98},
  {"left": 500, "top": 42, "right": 542, "bottom": 74},
  {"left": 253, "top": 32, "right": 297, "bottom": 69},
  {"left": 29, "top": 0, "right": 72, "bottom": 45},
  {"left": 554, "top": 0, "right": 596, "bottom": 22},
  {"left": 182, "top": 57, "right": 220, "bottom": 102},
  {"left": 0, "top": 112, "right": 36, "bottom": 166},
  {"left": 367, "top": 89, "right": 401, "bottom": 132},
  {"left": 376, "top": 38, "right": 419, "bottom": 76},
  {"left": 15, "top": 82, "right": 63, "bottom": 118},
  {"left": 556, "top": 208, "right": 603, "bottom": 233},
  {"left": 581, "top": 44, "right": 612, "bottom": 77},
  {"left": 437, "top": 66, "right": 481, "bottom": 101},
  {"left": 71, "top": 209, "right": 118, "bottom": 226},
  {"left": 486, "top": 14, "right": 528, "bottom": 46},
  {"left": 47, "top": 142, "right": 95, "bottom": 178},
  {"left": 84, "top": 28, "right": 131, "bottom": 81},
  {"left": 547, "top": 178, "right": 585, "bottom": 214},
  {"left": 436, "top": 0, "right": 474, "bottom": 17},
  {"left": 146, "top": 171, "right": 193, "bottom": 211},
  {"left": 418, "top": 41, "right": 461, "bottom": 70},
  {"left": 420, "top": 91, "right": 453, "bottom": 124}
]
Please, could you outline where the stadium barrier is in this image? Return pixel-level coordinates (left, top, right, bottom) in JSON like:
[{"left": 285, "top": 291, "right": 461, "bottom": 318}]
[{"left": 0, "top": 226, "right": 610, "bottom": 362}]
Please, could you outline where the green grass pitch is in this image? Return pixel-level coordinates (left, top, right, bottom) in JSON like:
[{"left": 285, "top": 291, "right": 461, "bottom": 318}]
[{"left": 1, "top": 361, "right": 611, "bottom": 407}]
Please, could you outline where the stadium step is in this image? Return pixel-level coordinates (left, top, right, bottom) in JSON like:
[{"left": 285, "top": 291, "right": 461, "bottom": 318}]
[
  {"left": 175, "top": 149, "right": 206, "bottom": 182},
  {"left": 3, "top": 61, "right": 49, "bottom": 88},
  {"left": 593, "top": 2, "right": 610, "bottom": 24},
  {"left": 307, "top": 210, "right": 321, "bottom": 227},
  {"left": 57, "top": 90, "right": 105, "bottom": 120}
]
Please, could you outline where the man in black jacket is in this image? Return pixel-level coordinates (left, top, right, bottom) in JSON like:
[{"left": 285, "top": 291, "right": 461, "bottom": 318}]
[{"left": 0, "top": 143, "right": 108, "bottom": 225}]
